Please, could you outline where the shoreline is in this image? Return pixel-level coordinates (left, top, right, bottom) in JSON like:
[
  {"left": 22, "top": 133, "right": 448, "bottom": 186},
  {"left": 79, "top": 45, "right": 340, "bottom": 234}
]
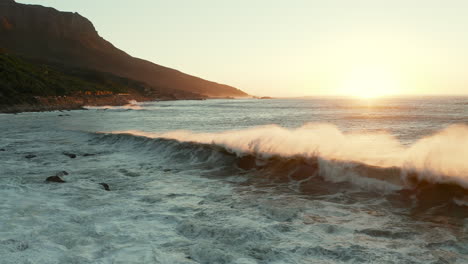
[
  {"left": 0, "top": 94, "right": 162, "bottom": 114},
  {"left": 0, "top": 95, "right": 251, "bottom": 114}
]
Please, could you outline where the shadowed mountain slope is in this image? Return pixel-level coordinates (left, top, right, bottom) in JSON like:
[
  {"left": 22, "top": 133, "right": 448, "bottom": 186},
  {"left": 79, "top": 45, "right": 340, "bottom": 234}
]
[
  {"left": 0, "top": 51, "right": 205, "bottom": 110},
  {"left": 0, "top": 0, "right": 248, "bottom": 98}
]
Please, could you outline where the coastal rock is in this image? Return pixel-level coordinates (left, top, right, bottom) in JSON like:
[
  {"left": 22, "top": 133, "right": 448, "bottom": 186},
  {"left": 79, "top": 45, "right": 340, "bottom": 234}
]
[
  {"left": 63, "top": 152, "right": 77, "bottom": 158},
  {"left": 46, "top": 175, "right": 66, "bottom": 183},
  {"left": 99, "top": 183, "right": 110, "bottom": 191},
  {"left": 25, "top": 154, "right": 36, "bottom": 159}
]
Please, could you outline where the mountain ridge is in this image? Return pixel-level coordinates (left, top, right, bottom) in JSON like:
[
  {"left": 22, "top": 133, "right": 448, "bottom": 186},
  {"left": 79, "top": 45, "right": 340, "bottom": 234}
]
[{"left": 0, "top": 0, "right": 248, "bottom": 98}]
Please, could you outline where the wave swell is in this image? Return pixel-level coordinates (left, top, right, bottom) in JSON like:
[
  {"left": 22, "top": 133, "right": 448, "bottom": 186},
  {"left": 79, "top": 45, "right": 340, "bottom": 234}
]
[{"left": 95, "top": 123, "right": 468, "bottom": 209}]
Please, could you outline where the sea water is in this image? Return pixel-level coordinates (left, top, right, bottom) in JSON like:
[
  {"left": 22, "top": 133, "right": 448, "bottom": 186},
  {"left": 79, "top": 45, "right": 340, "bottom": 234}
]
[{"left": 0, "top": 97, "right": 467, "bottom": 263}]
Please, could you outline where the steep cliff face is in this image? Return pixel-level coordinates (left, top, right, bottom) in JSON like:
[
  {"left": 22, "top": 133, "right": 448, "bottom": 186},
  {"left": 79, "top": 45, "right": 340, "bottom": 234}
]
[
  {"left": 0, "top": 0, "right": 248, "bottom": 97},
  {"left": 0, "top": 0, "right": 117, "bottom": 58},
  {"left": 1, "top": 1, "right": 95, "bottom": 37}
]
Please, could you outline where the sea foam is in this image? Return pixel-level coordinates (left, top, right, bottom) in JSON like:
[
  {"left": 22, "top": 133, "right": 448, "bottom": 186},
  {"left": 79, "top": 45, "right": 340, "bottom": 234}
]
[{"left": 110, "top": 123, "right": 468, "bottom": 189}]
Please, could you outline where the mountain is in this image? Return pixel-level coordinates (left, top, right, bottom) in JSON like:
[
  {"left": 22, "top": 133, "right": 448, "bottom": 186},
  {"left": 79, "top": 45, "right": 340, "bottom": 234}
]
[
  {"left": 0, "top": 51, "right": 205, "bottom": 109},
  {"left": 0, "top": 0, "right": 248, "bottom": 98}
]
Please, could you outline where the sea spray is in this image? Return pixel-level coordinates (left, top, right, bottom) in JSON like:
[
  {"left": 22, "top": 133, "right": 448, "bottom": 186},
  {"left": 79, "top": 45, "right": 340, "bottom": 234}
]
[{"left": 109, "top": 123, "right": 468, "bottom": 189}]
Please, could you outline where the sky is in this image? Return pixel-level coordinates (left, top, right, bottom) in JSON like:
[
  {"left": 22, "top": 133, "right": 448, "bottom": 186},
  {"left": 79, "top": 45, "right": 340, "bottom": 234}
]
[{"left": 18, "top": 0, "right": 468, "bottom": 97}]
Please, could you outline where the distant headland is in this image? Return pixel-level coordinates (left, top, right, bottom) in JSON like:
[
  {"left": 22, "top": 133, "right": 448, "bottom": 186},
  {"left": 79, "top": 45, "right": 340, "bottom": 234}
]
[{"left": 0, "top": 0, "right": 249, "bottom": 113}]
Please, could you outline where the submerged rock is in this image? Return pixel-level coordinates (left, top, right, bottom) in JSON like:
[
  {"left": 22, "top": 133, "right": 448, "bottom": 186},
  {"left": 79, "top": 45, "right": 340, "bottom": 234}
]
[
  {"left": 0, "top": 148, "right": 5, "bottom": 151},
  {"left": 46, "top": 175, "right": 66, "bottom": 183},
  {"left": 63, "top": 152, "right": 77, "bottom": 158},
  {"left": 25, "top": 154, "right": 36, "bottom": 159},
  {"left": 83, "top": 153, "right": 95, "bottom": 157},
  {"left": 99, "top": 183, "right": 110, "bottom": 191}
]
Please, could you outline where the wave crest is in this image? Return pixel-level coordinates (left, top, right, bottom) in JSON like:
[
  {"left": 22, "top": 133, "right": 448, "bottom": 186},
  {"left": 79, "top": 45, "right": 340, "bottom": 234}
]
[{"left": 110, "top": 123, "right": 468, "bottom": 189}]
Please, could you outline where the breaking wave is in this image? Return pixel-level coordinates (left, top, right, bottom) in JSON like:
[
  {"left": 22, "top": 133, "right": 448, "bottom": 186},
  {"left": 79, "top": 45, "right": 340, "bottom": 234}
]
[
  {"left": 95, "top": 123, "right": 468, "bottom": 209},
  {"left": 84, "top": 100, "right": 143, "bottom": 110}
]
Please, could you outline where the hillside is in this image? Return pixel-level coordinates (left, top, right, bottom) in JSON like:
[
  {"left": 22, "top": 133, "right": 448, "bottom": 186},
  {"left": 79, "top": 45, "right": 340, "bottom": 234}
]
[
  {"left": 0, "top": 51, "right": 205, "bottom": 111},
  {"left": 0, "top": 0, "right": 248, "bottom": 98}
]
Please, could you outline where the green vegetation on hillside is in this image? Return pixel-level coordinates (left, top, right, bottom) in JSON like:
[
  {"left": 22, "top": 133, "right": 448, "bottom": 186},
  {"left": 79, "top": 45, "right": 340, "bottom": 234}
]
[{"left": 0, "top": 52, "right": 133, "bottom": 105}]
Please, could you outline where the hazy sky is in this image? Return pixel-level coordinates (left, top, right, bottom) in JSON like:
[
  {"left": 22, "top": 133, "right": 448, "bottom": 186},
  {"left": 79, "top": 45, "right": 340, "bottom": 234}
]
[{"left": 18, "top": 0, "right": 468, "bottom": 97}]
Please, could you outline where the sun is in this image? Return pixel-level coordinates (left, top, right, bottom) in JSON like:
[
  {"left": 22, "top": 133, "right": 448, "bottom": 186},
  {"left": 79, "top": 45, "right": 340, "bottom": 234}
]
[{"left": 339, "top": 67, "right": 399, "bottom": 99}]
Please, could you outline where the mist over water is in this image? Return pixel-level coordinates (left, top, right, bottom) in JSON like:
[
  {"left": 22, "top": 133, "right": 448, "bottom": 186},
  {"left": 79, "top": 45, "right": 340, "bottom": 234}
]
[{"left": 1, "top": 97, "right": 467, "bottom": 263}]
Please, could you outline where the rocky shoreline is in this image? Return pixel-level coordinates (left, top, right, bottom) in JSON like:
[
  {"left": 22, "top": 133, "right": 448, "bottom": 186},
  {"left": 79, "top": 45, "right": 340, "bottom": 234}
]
[
  {"left": 0, "top": 94, "right": 251, "bottom": 114},
  {"left": 0, "top": 94, "right": 172, "bottom": 114}
]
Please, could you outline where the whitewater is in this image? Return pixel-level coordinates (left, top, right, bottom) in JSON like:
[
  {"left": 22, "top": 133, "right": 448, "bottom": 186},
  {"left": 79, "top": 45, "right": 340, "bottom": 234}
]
[{"left": 1, "top": 97, "right": 467, "bottom": 263}]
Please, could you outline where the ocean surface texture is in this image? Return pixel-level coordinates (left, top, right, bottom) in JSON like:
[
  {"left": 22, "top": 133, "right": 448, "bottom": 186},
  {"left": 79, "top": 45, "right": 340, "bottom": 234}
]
[{"left": 1, "top": 97, "right": 467, "bottom": 264}]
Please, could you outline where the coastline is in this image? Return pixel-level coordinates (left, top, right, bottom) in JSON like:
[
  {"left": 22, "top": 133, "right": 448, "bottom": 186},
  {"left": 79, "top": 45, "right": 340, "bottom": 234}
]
[
  {"left": 0, "top": 94, "right": 248, "bottom": 114},
  {"left": 0, "top": 94, "right": 160, "bottom": 114}
]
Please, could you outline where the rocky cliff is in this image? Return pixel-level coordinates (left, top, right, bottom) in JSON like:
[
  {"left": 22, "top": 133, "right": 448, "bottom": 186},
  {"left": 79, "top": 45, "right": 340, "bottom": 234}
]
[{"left": 0, "top": 0, "right": 248, "bottom": 98}]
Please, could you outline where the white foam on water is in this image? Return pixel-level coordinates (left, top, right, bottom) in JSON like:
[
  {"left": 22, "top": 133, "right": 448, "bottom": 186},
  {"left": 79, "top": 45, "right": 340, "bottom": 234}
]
[
  {"left": 112, "top": 123, "right": 468, "bottom": 189},
  {"left": 84, "top": 100, "right": 143, "bottom": 110},
  {"left": 2, "top": 98, "right": 467, "bottom": 264}
]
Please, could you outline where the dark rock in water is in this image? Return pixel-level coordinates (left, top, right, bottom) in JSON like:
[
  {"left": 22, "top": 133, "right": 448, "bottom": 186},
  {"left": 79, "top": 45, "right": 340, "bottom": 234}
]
[
  {"left": 83, "top": 153, "right": 95, "bottom": 157},
  {"left": 0, "top": 148, "right": 5, "bottom": 151},
  {"left": 99, "top": 183, "right": 110, "bottom": 191},
  {"left": 63, "top": 152, "right": 77, "bottom": 158},
  {"left": 46, "top": 175, "right": 66, "bottom": 183},
  {"left": 25, "top": 154, "right": 36, "bottom": 159},
  {"left": 163, "top": 169, "right": 172, "bottom": 172}
]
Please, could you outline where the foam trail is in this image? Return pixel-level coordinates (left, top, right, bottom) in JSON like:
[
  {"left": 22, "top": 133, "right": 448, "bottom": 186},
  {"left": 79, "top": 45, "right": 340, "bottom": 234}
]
[
  {"left": 84, "top": 100, "right": 143, "bottom": 110},
  {"left": 111, "top": 123, "right": 468, "bottom": 188}
]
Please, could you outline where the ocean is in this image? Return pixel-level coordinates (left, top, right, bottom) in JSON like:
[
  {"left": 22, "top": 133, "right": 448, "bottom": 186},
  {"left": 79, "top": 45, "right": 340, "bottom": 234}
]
[{"left": 1, "top": 97, "right": 467, "bottom": 263}]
